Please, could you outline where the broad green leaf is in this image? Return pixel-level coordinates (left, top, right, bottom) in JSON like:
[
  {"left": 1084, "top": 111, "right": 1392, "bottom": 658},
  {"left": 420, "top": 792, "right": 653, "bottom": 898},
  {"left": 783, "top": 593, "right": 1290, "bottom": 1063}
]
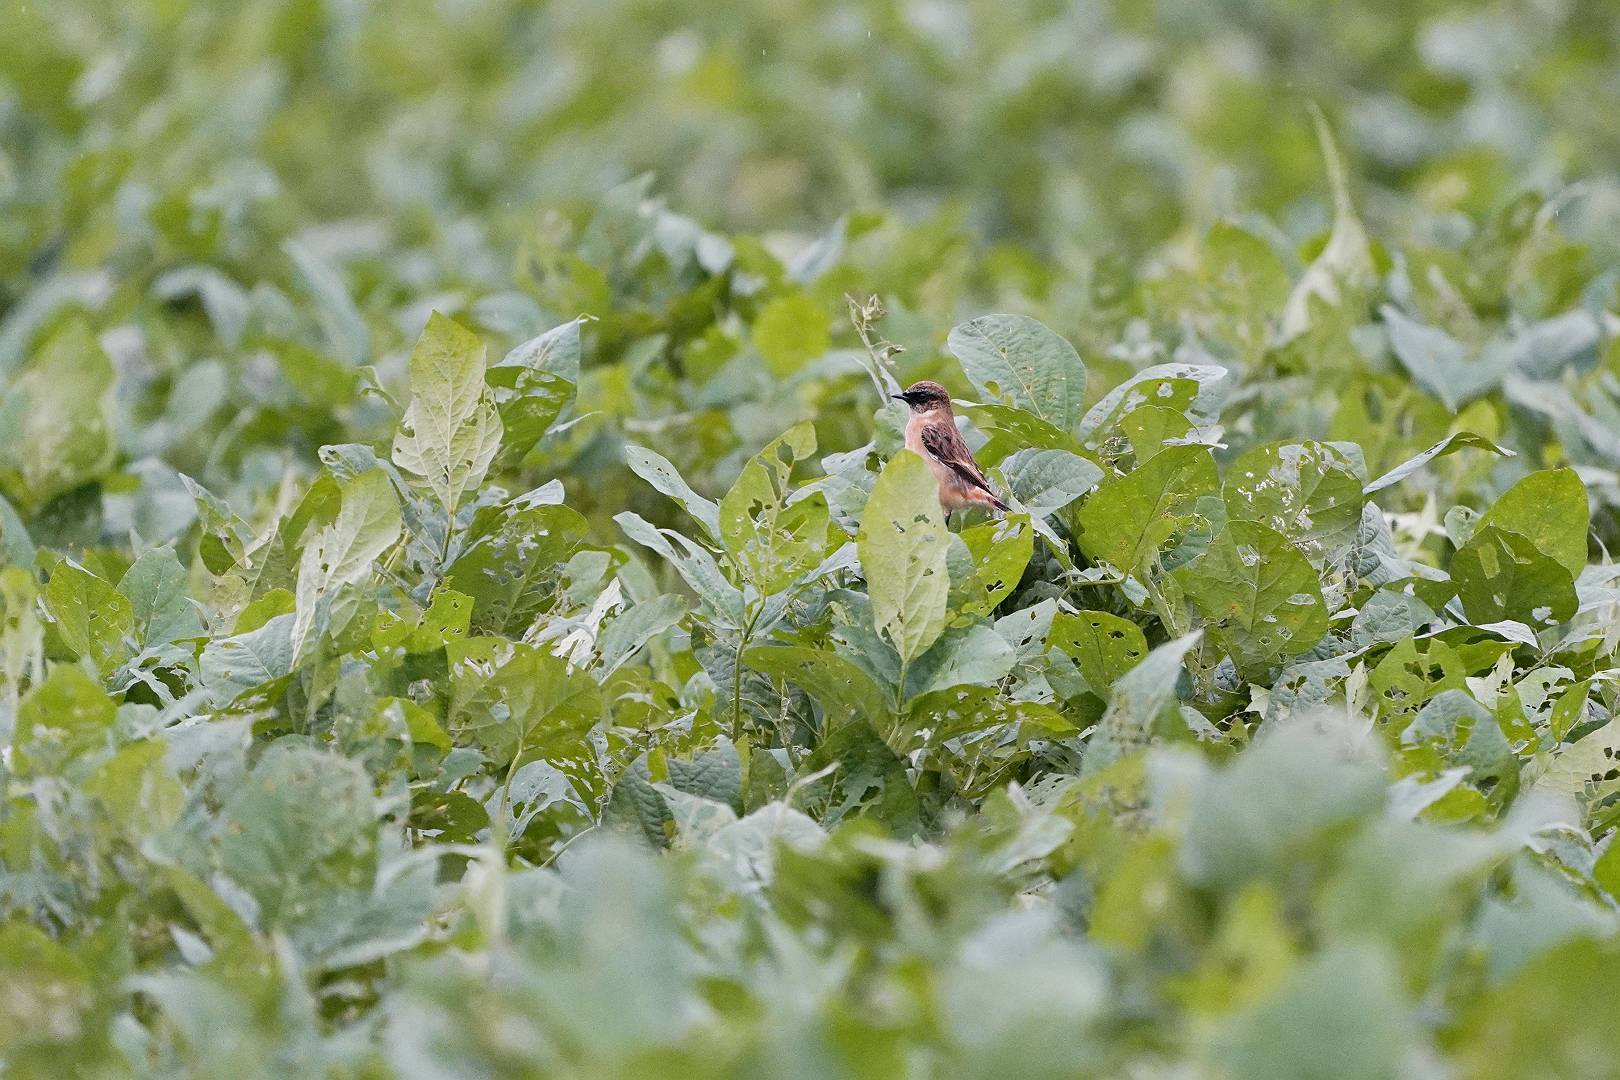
[
  {"left": 1077, "top": 363, "right": 1228, "bottom": 445},
  {"left": 42, "top": 559, "right": 132, "bottom": 674},
  {"left": 199, "top": 612, "right": 296, "bottom": 703},
  {"left": 947, "top": 314, "right": 1086, "bottom": 430},
  {"left": 1120, "top": 404, "right": 1194, "bottom": 462},
  {"left": 947, "top": 514, "right": 1033, "bottom": 624},
  {"left": 1223, "top": 440, "right": 1365, "bottom": 564},
  {"left": 1074, "top": 444, "right": 1219, "bottom": 571},
  {"left": 1176, "top": 520, "right": 1328, "bottom": 676},
  {"left": 449, "top": 643, "right": 603, "bottom": 769},
  {"left": 1475, "top": 468, "right": 1588, "bottom": 578},
  {"left": 859, "top": 450, "right": 949, "bottom": 662},
  {"left": 1451, "top": 525, "right": 1577, "bottom": 627},
  {"left": 117, "top": 548, "right": 203, "bottom": 647},
  {"left": 1049, "top": 610, "right": 1149, "bottom": 697},
  {"left": 292, "top": 469, "right": 402, "bottom": 658},
  {"left": 391, "top": 312, "right": 503, "bottom": 515},
  {"left": 595, "top": 593, "right": 688, "bottom": 675},
  {"left": 0, "top": 318, "right": 116, "bottom": 508},
  {"left": 1217, "top": 945, "right": 1415, "bottom": 1080},
  {"left": 907, "top": 684, "right": 1076, "bottom": 747},
  {"left": 745, "top": 644, "right": 891, "bottom": 726},
  {"left": 719, "top": 422, "right": 829, "bottom": 593},
  {"left": 999, "top": 448, "right": 1103, "bottom": 519}
]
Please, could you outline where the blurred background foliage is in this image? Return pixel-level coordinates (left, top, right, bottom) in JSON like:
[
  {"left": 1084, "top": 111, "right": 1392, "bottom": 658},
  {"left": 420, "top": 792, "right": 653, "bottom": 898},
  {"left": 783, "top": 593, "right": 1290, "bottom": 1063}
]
[{"left": 4, "top": 0, "right": 1620, "bottom": 1077}]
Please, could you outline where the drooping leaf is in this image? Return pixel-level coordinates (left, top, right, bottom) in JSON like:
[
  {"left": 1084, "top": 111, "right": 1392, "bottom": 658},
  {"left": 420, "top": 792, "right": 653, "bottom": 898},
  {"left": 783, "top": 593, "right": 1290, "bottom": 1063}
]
[
  {"left": 624, "top": 445, "right": 722, "bottom": 542},
  {"left": 1363, "top": 432, "right": 1515, "bottom": 495}
]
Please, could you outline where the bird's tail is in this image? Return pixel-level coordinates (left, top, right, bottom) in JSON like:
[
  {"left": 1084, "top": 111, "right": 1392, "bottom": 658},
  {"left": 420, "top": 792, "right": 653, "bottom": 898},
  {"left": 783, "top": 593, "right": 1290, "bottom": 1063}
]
[{"left": 991, "top": 493, "right": 1010, "bottom": 514}]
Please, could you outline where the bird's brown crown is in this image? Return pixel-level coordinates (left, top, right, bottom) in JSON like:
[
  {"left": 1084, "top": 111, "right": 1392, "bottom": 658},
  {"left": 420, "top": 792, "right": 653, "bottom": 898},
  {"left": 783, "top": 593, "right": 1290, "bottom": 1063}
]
[{"left": 895, "top": 380, "right": 952, "bottom": 412}]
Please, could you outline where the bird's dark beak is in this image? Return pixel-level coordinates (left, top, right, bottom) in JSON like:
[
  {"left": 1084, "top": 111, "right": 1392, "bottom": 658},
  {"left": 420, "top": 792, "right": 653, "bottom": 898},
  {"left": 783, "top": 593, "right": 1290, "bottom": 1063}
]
[{"left": 891, "top": 392, "right": 910, "bottom": 403}]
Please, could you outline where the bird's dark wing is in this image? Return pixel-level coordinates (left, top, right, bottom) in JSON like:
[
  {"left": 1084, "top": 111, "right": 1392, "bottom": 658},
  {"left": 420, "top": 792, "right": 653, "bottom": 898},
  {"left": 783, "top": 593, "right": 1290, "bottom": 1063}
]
[{"left": 919, "top": 422, "right": 994, "bottom": 494}]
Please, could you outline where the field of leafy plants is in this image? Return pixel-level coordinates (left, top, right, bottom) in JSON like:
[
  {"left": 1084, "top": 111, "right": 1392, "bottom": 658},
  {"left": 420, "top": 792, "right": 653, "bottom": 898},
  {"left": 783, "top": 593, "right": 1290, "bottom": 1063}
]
[{"left": 5, "top": 1, "right": 1620, "bottom": 1077}]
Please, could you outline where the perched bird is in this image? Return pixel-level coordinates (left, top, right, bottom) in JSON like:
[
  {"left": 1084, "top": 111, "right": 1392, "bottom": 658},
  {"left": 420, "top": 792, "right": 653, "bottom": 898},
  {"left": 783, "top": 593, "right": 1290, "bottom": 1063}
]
[{"left": 893, "top": 380, "right": 1010, "bottom": 513}]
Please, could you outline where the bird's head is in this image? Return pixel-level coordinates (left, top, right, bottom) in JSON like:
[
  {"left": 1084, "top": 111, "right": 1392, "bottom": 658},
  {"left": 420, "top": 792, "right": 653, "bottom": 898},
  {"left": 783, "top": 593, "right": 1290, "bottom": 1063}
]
[{"left": 893, "top": 380, "right": 952, "bottom": 414}]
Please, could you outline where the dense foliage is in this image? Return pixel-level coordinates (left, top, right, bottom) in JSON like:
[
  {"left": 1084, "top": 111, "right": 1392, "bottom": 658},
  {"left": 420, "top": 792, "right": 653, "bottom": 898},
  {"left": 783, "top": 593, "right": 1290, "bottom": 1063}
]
[{"left": 5, "top": 1, "right": 1620, "bottom": 1077}]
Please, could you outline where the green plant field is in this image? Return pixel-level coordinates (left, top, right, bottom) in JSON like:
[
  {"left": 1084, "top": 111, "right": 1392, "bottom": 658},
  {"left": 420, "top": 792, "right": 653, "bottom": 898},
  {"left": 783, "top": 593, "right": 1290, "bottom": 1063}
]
[{"left": 4, "top": 1, "right": 1620, "bottom": 1077}]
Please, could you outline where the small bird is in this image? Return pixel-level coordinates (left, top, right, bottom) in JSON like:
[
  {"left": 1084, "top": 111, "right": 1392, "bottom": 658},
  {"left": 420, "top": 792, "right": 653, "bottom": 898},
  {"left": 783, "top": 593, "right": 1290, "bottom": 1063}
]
[{"left": 893, "top": 380, "right": 1010, "bottom": 513}]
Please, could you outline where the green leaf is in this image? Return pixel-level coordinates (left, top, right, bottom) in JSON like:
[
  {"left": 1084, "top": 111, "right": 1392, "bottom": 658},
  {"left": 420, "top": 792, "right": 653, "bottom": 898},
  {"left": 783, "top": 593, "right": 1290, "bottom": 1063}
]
[
  {"left": 449, "top": 643, "right": 603, "bottom": 769},
  {"left": 1218, "top": 945, "right": 1415, "bottom": 1080},
  {"left": 1278, "top": 106, "right": 1375, "bottom": 342},
  {"left": 1049, "top": 610, "right": 1149, "bottom": 697},
  {"left": 719, "top": 422, "right": 829, "bottom": 593},
  {"left": 391, "top": 312, "right": 503, "bottom": 515},
  {"left": 745, "top": 644, "right": 892, "bottom": 726},
  {"left": 624, "top": 445, "right": 722, "bottom": 541},
  {"left": 1451, "top": 525, "right": 1578, "bottom": 627},
  {"left": 199, "top": 612, "right": 297, "bottom": 703},
  {"left": 13, "top": 664, "right": 116, "bottom": 775},
  {"left": 1475, "top": 468, "right": 1589, "bottom": 578},
  {"left": 999, "top": 449, "right": 1103, "bottom": 519},
  {"left": 947, "top": 314, "right": 1087, "bottom": 430},
  {"left": 0, "top": 317, "right": 116, "bottom": 508},
  {"left": 292, "top": 468, "right": 402, "bottom": 658},
  {"left": 595, "top": 593, "right": 688, "bottom": 674},
  {"left": 1083, "top": 631, "right": 1201, "bottom": 774},
  {"left": 1077, "top": 363, "right": 1228, "bottom": 446},
  {"left": 43, "top": 559, "right": 132, "bottom": 674},
  {"left": 753, "top": 292, "right": 829, "bottom": 376},
  {"left": 1223, "top": 440, "right": 1365, "bottom": 563},
  {"left": 117, "top": 548, "right": 203, "bottom": 647},
  {"left": 1363, "top": 432, "right": 1515, "bottom": 495},
  {"left": 948, "top": 514, "right": 1034, "bottom": 624},
  {"left": 1175, "top": 520, "right": 1329, "bottom": 676},
  {"left": 1074, "top": 444, "right": 1219, "bottom": 571},
  {"left": 859, "top": 450, "right": 949, "bottom": 662},
  {"left": 447, "top": 499, "right": 590, "bottom": 635}
]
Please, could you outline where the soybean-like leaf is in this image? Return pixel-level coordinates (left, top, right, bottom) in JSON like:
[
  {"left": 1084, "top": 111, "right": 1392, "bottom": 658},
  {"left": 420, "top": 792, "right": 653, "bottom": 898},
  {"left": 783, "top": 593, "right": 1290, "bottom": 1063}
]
[
  {"left": 391, "top": 312, "right": 503, "bottom": 515},
  {"left": 1049, "top": 610, "right": 1149, "bottom": 697},
  {"left": 624, "top": 445, "right": 722, "bottom": 541},
  {"left": 719, "top": 422, "right": 829, "bottom": 593},
  {"left": 948, "top": 314, "right": 1087, "bottom": 430},
  {"left": 1451, "top": 525, "right": 1577, "bottom": 628},
  {"left": 1223, "top": 440, "right": 1365, "bottom": 563},
  {"left": 1083, "top": 631, "right": 1202, "bottom": 774},
  {"left": 1175, "top": 520, "right": 1328, "bottom": 676},
  {"left": 1474, "top": 468, "right": 1589, "bottom": 578},
  {"left": 1074, "top": 444, "right": 1219, "bottom": 571},
  {"left": 1000, "top": 449, "right": 1103, "bottom": 519},
  {"left": 859, "top": 451, "right": 949, "bottom": 662},
  {"left": 0, "top": 318, "right": 117, "bottom": 508}
]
